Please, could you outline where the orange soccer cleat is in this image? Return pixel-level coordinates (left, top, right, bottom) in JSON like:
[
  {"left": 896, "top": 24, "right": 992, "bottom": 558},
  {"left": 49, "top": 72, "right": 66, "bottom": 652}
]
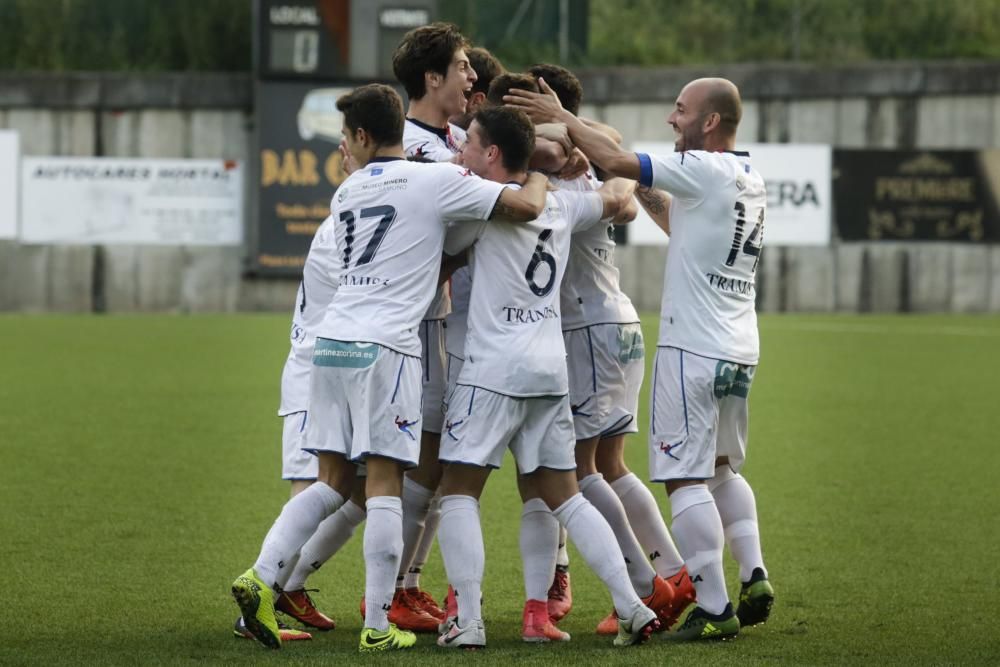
[
  {"left": 276, "top": 589, "right": 336, "bottom": 631},
  {"left": 546, "top": 566, "right": 572, "bottom": 622},
  {"left": 595, "top": 575, "right": 674, "bottom": 635},
  {"left": 663, "top": 567, "right": 698, "bottom": 629},
  {"left": 522, "top": 599, "right": 570, "bottom": 643},
  {"left": 359, "top": 590, "right": 441, "bottom": 633}
]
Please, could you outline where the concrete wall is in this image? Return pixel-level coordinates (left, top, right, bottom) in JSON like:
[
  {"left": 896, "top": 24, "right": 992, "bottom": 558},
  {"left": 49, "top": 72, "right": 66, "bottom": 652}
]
[{"left": 2, "top": 64, "right": 999, "bottom": 313}]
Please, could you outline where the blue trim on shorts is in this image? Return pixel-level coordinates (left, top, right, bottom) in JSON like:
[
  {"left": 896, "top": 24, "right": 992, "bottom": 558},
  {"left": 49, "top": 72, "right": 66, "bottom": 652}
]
[
  {"left": 282, "top": 476, "right": 318, "bottom": 481},
  {"left": 390, "top": 356, "right": 405, "bottom": 404},
  {"left": 679, "top": 349, "right": 690, "bottom": 437},
  {"left": 600, "top": 414, "right": 634, "bottom": 439},
  {"left": 651, "top": 352, "right": 660, "bottom": 433},
  {"left": 586, "top": 326, "right": 597, "bottom": 393},
  {"left": 298, "top": 411, "right": 308, "bottom": 433},
  {"left": 438, "top": 456, "right": 500, "bottom": 470},
  {"left": 467, "top": 387, "right": 476, "bottom": 416}
]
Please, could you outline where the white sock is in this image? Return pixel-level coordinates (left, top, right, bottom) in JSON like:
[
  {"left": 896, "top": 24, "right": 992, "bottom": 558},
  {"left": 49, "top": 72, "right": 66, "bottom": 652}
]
[
  {"left": 283, "top": 500, "right": 366, "bottom": 591},
  {"left": 398, "top": 477, "right": 435, "bottom": 589},
  {"left": 611, "top": 472, "right": 685, "bottom": 578},
  {"left": 254, "top": 481, "right": 344, "bottom": 590},
  {"left": 709, "top": 466, "right": 766, "bottom": 581},
  {"left": 438, "top": 495, "right": 484, "bottom": 623},
  {"left": 363, "top": 496, "right": 404, "bottom": 631},
  {"left": 403, "top": 494, "right": 440, "bottom": 589},
  {"left": 553, "top": 493, "right": 643, "bottom": 618},
  {"left": 579, "top": 473, "right": 655, "bottom": 597},
  {"left": 670, "top": 485, "right": 728, "bottom": 615},
  {"left": 555, "top": 525, "right": 569, "bottom": 569},
  {"left": 520, "top": 498, "right": 559, "bottom": 601}
]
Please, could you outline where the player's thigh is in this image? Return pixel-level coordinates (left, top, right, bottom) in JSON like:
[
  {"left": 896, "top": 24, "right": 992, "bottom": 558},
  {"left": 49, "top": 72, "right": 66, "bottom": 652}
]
[
  {"left": 439, "top": 384, "right": 518, "bottom": 470},
  {"left": 648, "top": 347, "right": 720, "bottom": 483},
  {"left": 511, "top": 395, "right": 576, "bottom": 476},
  {"left": 716, "top": 362, "right": 756, "bottom": 473},
  {"left": 282, "top": 411, "right": 318, "bottom": 482},
  {"left": 420, "top": 319, "right": 447, "bottom": 435}
]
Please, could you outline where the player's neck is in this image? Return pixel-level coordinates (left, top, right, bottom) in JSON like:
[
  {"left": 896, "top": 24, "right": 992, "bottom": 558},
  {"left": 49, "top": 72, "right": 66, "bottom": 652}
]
[
  {"left": 492, "top": 168, "right": 527, "bottom": 187},
  {"left": 702, "top": 134, "right": 736, "bottom": 153},
  {"left": 366, "top": 144, "right": 406, "bottom": 163},
  {"left": 407, "top": 98, "right": 450, "bottom": 129}
]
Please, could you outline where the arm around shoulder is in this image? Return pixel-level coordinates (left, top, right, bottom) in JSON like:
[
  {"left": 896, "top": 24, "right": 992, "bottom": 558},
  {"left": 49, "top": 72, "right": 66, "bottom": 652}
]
[{"left": 490, "top": 172, "right": 547, "bottom": 222}]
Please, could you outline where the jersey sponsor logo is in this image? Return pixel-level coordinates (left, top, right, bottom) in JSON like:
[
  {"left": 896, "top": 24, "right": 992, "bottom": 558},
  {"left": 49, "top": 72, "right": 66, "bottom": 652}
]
[
  {"left": 339, "top": 274, "right": 392, "bottom": 287},
  {"left": 371, "top": 167, "right": 383, "bottom": 176},
  {"left": 659, "top": 439, "right": 684, "bottom": 460},
  {"left": 444, "top": 418, "right": 464, "bottom": 440},
  {"left": 617, "top": 326, "right": 645, "bottom": 363},
  {"left": 395, "top": 416, "right": 418, "bottom": 440},
  {"left": 705, "top": 272, "right": 755, "bottom": 297},
  {"left": 337, "top": 187, "right": 349, "bottom": 203},
  {"left": 501, "top": 305, "right": 558, "bottom": 324}
]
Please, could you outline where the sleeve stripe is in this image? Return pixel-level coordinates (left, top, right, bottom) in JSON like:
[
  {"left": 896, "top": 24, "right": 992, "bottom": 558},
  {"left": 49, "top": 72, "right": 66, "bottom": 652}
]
[{"left": 636, "top": 152, "right": 653, "bottom": 188}]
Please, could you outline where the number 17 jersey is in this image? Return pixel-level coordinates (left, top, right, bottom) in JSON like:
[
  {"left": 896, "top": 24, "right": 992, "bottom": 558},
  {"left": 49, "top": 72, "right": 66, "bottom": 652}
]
[
  {"left": 316, "top": 158, "right": 505, "bottom": 357},
  {"left": 637, "top": 150, "right": 766, "bottom": 365}
]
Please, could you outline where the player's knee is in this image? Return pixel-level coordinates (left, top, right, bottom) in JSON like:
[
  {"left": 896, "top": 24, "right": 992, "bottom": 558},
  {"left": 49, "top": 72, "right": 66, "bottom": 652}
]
[
  {"left": 707, "top": 461, "right": 738, "bottom": 493},
  {"left": 665, "top": 478, "right": 705, "bottom": 496}
]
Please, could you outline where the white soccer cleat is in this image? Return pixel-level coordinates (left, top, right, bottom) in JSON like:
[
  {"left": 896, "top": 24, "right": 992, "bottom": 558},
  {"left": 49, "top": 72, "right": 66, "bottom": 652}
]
[
  {"left": 613, "top": 604, "right": 661, "bottom": 647},
  {"left": 437, "top": 618, "right": 486, "bottom": 649}
]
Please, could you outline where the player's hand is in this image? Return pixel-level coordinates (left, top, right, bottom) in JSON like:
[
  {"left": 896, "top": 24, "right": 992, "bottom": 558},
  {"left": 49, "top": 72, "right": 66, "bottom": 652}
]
[
  {"left": 535, "top": 122, "right": 573, "bottom": 155},
  {"left": 557, "top": 148, "right": 590, "bottom": 180},
  {"left": 505, "top": 77, "right": 565, "bottom": 123},
  {"left": 339, "top": 139, "right": 359, "bottom": 175}
]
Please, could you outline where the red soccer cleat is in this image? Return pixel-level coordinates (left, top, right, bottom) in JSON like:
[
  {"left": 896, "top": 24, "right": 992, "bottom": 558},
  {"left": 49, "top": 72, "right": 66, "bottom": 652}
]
[
  {"left": 663, "top": 567, "right": 698, "bottom": 629},
  {"left": 406, "top": 587, "right": 447, "bottom": 622},
  {"left": 234, "top": 616, "right": 312, "bottom": 642},
  {"left": 276, "top": 589, "right": 336, "bottom": 631},
  {"left": 523, "top": 599, "right": 570, "bottom": 642},
  {"left": 547, "top": 566, "right": 572, "bottom": 622},
  {"left": 359, "top": 590, "right": 440, "bottom": 633}
]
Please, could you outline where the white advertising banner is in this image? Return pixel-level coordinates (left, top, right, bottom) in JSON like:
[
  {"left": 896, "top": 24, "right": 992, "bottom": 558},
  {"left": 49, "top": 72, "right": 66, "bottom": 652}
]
[
  {"left": 0, "top": 131, "right": 18, "bottom": 239},
  {"left": 20, "top": 158, "right": 244, "bottom": 245},
  {"left": 628, "top": 142, "right": 832, "bottom": 246}
]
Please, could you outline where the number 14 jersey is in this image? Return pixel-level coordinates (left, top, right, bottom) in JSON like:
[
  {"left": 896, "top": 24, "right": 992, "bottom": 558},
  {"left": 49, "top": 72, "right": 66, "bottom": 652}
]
[{"left": 637, "top": 150, "right": 766, "bottom": 366}]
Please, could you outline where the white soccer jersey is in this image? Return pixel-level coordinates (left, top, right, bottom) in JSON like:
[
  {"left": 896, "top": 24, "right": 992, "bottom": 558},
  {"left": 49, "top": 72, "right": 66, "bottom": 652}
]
[
  {"left": 551, "top": 170, "right": 640, "bottom": 331},
  {"left": 403, "top": 118, "right": 467, "bottom": 320},
  {"left": 445, "top": 188, "right": 604, "bottom": 397},
  {"left": 278, "top": 215, "right": 339, "bottom": 416},
  {"left": 637, "top": 150, "right": 766, "bottom": 365},
  {"left": 316, "top": 158, "right": 505, "bottom": 357},
  {"left": 445, "top": 265, "right": 472, "bottom": 358}
]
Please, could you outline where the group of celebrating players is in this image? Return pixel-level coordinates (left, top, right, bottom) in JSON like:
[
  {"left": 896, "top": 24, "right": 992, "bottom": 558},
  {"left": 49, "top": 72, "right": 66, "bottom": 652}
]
[{"left": 230, "top": 22, "right": 775, "bottom": 653}]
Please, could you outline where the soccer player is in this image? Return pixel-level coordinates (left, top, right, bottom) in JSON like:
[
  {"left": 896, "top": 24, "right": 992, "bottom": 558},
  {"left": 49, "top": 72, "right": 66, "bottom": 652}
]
[
  {"left": 230, "top": 83, "right": 549, "bottom": 652},
  {"left": 450, "top": 46, "right": 505, "bottom": 131},
  {"left": 386, "top": 24, "right": 476, "bottom": 630},
  {"left": 434, "top": 106, "right": 660, "bottom": 649},
  {"left": 506, "top": 76, "right": 775, "bottom": 640},
  {"left": 528, "top": 63, "right": 695, "bottom": 635}
]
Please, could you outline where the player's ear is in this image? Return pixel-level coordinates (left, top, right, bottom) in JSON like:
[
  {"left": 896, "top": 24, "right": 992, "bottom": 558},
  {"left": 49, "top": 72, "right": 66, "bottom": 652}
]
[
  {"left": 703, "top": 111, "right": 721, "bottom": 134},
  {"left": 426, "top": 70, "right": 442, "bottom": 90}
]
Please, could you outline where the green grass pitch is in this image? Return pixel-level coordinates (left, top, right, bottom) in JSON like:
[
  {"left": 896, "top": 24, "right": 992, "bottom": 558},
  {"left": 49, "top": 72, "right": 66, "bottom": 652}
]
[{"left": 1, "top": 313, "right": 998, "bottom": 665}]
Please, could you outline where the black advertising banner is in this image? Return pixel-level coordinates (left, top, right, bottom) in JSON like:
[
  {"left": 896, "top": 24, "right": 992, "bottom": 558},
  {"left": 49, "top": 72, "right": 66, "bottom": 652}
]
[
  {"left": 255, "top": 80, "right": 350, "bottom": 275},
  {"left": 834, "top": 150, "right": 1000, "bottom": 242}
]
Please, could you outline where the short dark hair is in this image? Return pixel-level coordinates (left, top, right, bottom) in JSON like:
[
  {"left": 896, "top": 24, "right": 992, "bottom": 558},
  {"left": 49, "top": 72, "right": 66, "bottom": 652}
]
[
  {"left": 527, "top": 63, "right": 582, "bottom": 115},
  {"left": 467, "top": 47, "right": 505, "bottom": 95},
  {"left": 392, "top": 22, "right": 469, "bottom": 100},
  {"left": 336, "top": 84, "right": 404, "bottom": 147},
  {"left": 704, "top": 87, "right": 742, "bottom": 135},
  {"left": 472, "top": 106, "right": 535, "bottom": 173},
  {"left": 486, "top": 73, "right": 539, "bottom": 108}
]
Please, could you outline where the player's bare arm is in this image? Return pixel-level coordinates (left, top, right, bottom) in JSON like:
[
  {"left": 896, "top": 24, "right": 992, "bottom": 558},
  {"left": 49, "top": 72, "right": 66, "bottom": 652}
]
[
  {"left": 581, "top": 117, "right": 623, "bottom": 145},
  {"left": 635, "top": 184, "right": 672, "bottom": 235},
  {"left": 529, "top": 136, "right": 570, "bottom": 173},
  {"left": 439, "top": 250, "right": 469, "bottom": 284},
  {"left": 505, "top": 79, "right": 640, "bottom": 180},
  {"left": 489, "top": 171, "right": 548, "bottom": 222},
  {"left": 596, "top": 177, "right": 637, "bottom": 221}
]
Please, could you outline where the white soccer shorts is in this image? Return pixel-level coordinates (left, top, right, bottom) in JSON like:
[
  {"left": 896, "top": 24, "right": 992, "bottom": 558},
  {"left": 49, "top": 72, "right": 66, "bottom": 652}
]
[
  {"left": 440, "top": 385, "right": 576, "bottom": 474},
  {"left": 648, "top": 346, "right": 754, "bottom": 482},
  {"left": 306, "top": 339, "right": 422, "bottom": 467},
  {"left": 420, "top": 319, "right": 447, "bottom": 434},
  {"left": 281, "top": 411, "right": 318, "bottom": 480},
  {"left": 565, "top": 322, "right": 645, "bottom": 440},
  {"left": 443, "top": 352, "right": 464, "bottom": 415}
]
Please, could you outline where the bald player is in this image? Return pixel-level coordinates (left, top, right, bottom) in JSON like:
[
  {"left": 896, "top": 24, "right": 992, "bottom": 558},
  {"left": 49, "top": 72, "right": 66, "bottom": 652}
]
[{"left": 506, "top": 77, "right": 774, "bottom": 641}]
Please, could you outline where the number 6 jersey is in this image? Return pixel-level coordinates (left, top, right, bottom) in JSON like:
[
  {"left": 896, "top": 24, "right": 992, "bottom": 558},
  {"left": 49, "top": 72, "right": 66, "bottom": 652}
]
[
  {"left": 444, "top": 188, "right": 604, "bottom": 397},
  {"left": 315, "top": 157, "right": 505, "bottom": 357},
  {"left": 637, "top": 150, "right": 766, "bottom": 366}
]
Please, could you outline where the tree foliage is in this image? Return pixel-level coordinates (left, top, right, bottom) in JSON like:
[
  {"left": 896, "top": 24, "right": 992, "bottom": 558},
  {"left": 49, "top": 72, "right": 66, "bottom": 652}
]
[{"left": 0, "top": 0, "right": 998, "bottom": 72}]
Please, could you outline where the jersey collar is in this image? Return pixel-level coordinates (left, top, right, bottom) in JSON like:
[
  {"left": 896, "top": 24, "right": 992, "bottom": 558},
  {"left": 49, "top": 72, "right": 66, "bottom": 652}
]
[
  {"left": 368, "top": 156, "right": 405, "bottom": 163},
  {"left": 406, "top": 117, "right": 449, "bottom": 140},
  {"left": 726, "top": 150, "right": 751, "bottom": 157}
]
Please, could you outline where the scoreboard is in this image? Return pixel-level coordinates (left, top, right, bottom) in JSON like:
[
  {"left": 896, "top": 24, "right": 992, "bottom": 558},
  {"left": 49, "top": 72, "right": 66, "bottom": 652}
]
[{"left": 252, "top": 0, "right": 435, "bottom": 276}]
